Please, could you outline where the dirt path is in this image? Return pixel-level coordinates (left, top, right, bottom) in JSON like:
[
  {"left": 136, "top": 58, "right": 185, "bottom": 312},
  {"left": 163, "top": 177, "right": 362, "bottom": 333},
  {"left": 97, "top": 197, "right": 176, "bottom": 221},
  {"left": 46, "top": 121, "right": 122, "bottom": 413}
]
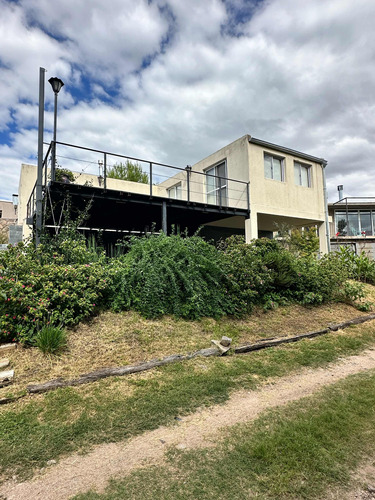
[{"left": 2, "top": 348, "right": 375, "bottom": 500}]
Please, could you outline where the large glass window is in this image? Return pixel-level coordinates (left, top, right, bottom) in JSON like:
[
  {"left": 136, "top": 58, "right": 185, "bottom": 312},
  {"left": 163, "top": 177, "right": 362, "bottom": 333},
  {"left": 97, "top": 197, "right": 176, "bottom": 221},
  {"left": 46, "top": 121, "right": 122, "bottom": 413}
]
[
  {"left": 335, "top": 210, "right": 374, "bottom": 236},
  {"left": 206, "top": 162, "right": 227, "bottom": 206},
  {"left": 264, "top": 154, "right": 284, "bottom": 181},
  {"left": 294, "top": 161, "right": 311, "bottom": 187},
  {"left": 360, "top": 212, "right": 372, "bottom": 235}
]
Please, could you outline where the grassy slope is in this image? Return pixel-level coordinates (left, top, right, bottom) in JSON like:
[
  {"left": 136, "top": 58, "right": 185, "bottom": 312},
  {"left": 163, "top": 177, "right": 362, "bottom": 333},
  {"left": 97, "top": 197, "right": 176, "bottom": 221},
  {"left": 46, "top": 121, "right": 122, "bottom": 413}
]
[
  {"left": 0, "top": 317, "right": 375, "bottom": 483},
  {"left": 74, "top": 370, "right": 375, "bottom": 500}
]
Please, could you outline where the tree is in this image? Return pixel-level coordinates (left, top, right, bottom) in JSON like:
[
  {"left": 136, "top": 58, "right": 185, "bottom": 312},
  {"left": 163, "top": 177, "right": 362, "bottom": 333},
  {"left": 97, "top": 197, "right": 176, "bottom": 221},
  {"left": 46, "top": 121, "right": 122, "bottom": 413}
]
[
  {"left": 55, "top": 168, "right": 75, "bottom": 183},
  {"left": 107, "top": 161, "right": 149, "bottom": 184}
]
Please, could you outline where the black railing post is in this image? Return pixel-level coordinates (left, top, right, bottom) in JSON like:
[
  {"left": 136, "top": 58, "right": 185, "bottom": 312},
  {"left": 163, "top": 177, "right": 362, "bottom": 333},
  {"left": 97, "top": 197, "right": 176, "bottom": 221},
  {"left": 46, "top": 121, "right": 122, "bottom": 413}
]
[
  {"left": 219, "top": 176, "right": 222, "bottom": 208},
  {"left": 150, "top": 163, "right": 153, "bottom": 197},
  {"left": 185, "top": 165, "right": 191, "bottom": 202},
  {"left": 104, "top": 153, "right": 107, "bottom": 191}
]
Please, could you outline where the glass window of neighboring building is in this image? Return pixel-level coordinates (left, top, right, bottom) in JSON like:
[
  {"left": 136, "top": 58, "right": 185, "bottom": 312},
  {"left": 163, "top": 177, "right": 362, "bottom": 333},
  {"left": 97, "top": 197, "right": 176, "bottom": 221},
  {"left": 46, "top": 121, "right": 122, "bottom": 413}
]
[
  {"left": 335, "top": 210, "right": 374, "bottom": 236},
  {"left": 360, "top": 212, "right": 372, "bottom": 235}
]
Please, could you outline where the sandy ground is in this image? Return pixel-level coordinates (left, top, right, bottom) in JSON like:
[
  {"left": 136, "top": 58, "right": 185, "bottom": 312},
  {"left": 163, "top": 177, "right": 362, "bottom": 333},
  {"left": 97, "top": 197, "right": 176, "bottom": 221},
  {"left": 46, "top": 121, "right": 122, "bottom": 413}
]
[{"left": 1, "top": 348, "right": 375, "bottom": 500}]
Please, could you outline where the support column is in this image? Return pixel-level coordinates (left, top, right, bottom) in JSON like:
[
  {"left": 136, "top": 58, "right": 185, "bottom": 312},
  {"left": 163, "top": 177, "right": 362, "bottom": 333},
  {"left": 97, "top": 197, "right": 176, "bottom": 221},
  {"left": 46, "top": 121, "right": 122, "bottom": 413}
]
[
  {"left": 318, "top": 221, "right": 329, "bottom": 254},
  {"left": 162, "top": 201, "right": 167, "bottom": 234},
  {"left": 245, "top": 211, "right": 258, "bottom": 243}
]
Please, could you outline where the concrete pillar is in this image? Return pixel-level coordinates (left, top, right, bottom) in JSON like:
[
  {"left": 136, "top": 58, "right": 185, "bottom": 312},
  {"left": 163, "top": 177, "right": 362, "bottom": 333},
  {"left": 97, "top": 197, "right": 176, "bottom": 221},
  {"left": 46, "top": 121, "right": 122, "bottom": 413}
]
[
  {"left": 245, "top": 211, "right": 258, "bottom": 243},
  {"left": 318, "top": 221, "right": 329, "bottom": 254}
]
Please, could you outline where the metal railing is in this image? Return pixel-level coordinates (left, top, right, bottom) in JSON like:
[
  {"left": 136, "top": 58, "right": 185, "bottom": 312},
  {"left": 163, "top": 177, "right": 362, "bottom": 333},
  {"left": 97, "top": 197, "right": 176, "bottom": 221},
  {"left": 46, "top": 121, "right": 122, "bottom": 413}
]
[
  {"left": 26, "top": 143, "right": 52, "bottom": 222},
  {"left": 26, "top": 141, "right": 250, "bottom": 224}
]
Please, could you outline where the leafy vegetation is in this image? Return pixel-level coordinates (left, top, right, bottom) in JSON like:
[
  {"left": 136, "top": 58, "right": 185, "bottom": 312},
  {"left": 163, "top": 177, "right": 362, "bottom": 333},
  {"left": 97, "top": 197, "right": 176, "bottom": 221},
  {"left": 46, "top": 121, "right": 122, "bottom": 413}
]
[
  {"left": 55, "top": 168, "right": 75, "bottom": 182},
  {"left": 34, "top": 325, "right": 67, "bottom": 355},
  {"left": 335, "top": 245, "right": 375, "bottom": 284},
  {"left": 1, "top": 227, "right": 373, "bottom": 344},
  {"left": 107, "top": 161, "right": 149, "bottom": 184},
  {"left": 109, "top": 233, "right": 235, "bottom": 319}
]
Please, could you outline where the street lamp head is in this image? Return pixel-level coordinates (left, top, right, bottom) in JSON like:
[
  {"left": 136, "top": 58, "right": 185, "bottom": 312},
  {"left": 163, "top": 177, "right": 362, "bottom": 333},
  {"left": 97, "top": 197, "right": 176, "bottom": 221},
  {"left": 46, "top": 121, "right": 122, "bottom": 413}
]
[{"left": 48, "top": 77, "right": 64, "bottom": 94}]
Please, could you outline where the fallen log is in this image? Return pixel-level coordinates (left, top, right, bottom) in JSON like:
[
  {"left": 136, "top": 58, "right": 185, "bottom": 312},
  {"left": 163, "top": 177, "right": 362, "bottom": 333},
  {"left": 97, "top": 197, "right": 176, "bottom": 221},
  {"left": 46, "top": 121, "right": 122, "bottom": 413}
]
[
  {"left": 27, "top": 347, "right": 220, "bottom": 394},
  {"left": 328, "top": 312, "right": 375, "bottom": 331},
  {"left": 234, "top": 329, "right": 330, "bottom": 354},
  {"left": 22, "top": 311, "right": 375, "bottom": 397}
]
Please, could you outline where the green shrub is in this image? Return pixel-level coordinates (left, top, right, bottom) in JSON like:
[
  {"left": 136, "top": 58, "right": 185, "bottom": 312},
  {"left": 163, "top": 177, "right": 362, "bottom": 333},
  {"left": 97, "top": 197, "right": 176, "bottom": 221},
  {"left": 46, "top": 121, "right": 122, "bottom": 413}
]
[
  {"left": 335, "top": 247, "right": 375, "bottom": 284},
  {"left": 108, "top": 233, "right": 235, "bottom": 319},
  {"left": 34, "top": 325, "right": 67, "bottom": 354},
  {"left": 220, "top": 236, "right": 348, "bottom": 309},
  {"left": 0, "top": 242, "right": 108, "bottom": 344}
]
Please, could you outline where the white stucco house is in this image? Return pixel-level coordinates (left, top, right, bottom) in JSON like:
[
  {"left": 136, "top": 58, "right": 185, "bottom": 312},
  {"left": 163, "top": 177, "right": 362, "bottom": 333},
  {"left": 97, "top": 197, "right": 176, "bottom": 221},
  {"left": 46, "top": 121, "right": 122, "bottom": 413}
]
[{"left": 18, "top": 134, "right": 329, "bottom": 252}]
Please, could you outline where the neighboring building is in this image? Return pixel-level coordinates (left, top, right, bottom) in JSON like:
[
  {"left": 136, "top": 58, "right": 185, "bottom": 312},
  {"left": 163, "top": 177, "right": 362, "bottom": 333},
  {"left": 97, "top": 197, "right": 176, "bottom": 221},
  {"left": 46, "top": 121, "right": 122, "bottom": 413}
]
[
  {"left": 0, "top": 199, "right": 18, "bottom": 244},
  {"left": 18, "top": 135, "right": 329, "bottom": 252},
  {"left": 328, "top": 196, "right": 375, "bottom": 258}
]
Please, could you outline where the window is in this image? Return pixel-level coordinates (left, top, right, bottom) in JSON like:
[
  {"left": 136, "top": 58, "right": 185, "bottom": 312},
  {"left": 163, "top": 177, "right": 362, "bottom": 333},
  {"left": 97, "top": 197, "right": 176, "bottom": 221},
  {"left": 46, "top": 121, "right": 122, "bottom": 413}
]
[
  {"left": 167, "top": 183, "right": 182, "bottom": 200},
  {"left": 294, "top": 161, "right": 311, "bottom": 187},
  {"left": 264, "top": 154, "right": 284, "bottom": 181},
  {"left": 206, "top": 161, "right": 227, "bottom": 206},
  {"left": 335, "top": 210, "right": 374, "bottom": 236},
  {"left": 0, "top": 210, "right": 2, "bottom": 218}
]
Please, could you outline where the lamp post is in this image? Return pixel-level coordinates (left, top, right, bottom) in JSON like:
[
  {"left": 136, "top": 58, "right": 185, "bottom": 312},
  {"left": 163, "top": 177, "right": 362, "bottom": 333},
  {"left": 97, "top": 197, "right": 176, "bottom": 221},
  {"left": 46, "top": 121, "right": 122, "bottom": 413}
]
[{"left": 48, "top": 77, "right": 64, "bottom": 181}]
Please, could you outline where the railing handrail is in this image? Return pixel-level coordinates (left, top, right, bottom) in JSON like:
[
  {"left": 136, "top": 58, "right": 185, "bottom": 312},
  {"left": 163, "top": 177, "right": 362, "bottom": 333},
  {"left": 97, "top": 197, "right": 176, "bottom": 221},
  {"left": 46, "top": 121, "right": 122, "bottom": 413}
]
[
  {"left": 55, "top": 141, "right": 249, "bottom": 186},
  {"left": 332, "top": 196, "right": 375, "bottom": 206}
]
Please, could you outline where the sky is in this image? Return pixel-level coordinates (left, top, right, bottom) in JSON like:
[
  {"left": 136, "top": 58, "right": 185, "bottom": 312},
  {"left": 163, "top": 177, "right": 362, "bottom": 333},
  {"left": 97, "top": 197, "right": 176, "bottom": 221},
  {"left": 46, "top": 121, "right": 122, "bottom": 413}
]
[{"left": 1, "top": 0, "right": 375, "bottom": 202}]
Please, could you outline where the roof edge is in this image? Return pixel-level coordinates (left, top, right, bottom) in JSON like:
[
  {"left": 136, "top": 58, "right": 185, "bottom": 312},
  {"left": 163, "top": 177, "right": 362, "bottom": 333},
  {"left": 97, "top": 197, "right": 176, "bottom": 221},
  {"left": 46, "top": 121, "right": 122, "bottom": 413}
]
[{"left": 249, "top": 136, "right": 327, "bottom": 166}]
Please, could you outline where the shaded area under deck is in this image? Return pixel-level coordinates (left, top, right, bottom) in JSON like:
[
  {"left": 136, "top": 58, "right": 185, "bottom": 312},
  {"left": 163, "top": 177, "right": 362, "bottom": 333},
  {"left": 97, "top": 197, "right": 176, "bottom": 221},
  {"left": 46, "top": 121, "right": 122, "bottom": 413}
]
[{"left": 44, "top": 181, "right": 250, "bottom": 243}]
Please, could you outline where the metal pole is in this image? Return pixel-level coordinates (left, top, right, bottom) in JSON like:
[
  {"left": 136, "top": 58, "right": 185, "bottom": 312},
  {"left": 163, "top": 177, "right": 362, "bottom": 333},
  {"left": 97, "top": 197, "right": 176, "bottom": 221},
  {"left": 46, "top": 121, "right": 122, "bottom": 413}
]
[
  {"left": 51, "top": 91, "right": 58, "bottom": 181},
  {"left": 150, "top": 163, "right": 153, "bottom": 197},
  {"left": 36, "top": 67, "right": 46, "bottom": 246},
  {"left": 186, "top": 165, "right": 191, "bottom": 202},
  {"left": 321, "top": 162, "right": 331, "bottom": 252},
  {"left": 246, "top": 182, "right": 250, "bottom": 213},
  {"left": 162, "top": 201, "right": 167, "bottom": 234},
  {"left": 104, "top": 153, "right": 107, "bottom": 190}
]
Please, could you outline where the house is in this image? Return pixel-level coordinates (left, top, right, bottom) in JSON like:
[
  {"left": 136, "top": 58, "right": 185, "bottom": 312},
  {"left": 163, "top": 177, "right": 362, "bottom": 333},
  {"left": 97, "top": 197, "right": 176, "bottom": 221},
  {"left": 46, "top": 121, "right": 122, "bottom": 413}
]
[
  {"left": 328, "top": 193, "right": 375, "bottom": 258},
  {"left": 0, "top": 199, "right": 21, "bottom": 245},
  {"left": 18, "top": 135, "right": 329, "bottom": 252}
]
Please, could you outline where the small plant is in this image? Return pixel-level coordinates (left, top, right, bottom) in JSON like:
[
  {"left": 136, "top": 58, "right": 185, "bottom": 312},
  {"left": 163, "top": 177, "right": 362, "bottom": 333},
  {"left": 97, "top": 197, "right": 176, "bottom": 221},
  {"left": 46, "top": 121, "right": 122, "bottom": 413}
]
[{"left": 34, "top": 325, "right": 67, "bottom": 355}]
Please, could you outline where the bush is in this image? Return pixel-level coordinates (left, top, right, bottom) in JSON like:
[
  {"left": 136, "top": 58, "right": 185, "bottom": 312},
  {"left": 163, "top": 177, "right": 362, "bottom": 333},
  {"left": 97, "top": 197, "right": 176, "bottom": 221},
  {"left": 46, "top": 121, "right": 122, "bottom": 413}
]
[
  {"left": 108, "top": 233, "right": 235, "bottom": 319},
  {"left": 220, "top": 236, "right": 349, "bottom": 310},
  {"left": 0, "top": 242, "right": 108, "bottom": 344},
  {"left": 34, "top": 326, "right": 67, "bottom": 354},
  {"left": 335, "top": 246, "right": 375, "bottom": 284}
]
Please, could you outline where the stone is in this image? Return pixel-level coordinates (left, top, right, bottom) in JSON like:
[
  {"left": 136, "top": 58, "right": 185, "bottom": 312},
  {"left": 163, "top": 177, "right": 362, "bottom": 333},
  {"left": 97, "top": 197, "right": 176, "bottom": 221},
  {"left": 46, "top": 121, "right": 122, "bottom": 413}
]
[
  {"left": 0, "top": 359, "right": 10, "bottom": 369},
  {"left": 0, "top": 343, "right": 16, "bottom": 354},
  {"left": 211, "top": 339, "right": 231, "bottom": 354},
  {"left": 220, "top": 336, "right": 232, "bottom": 347},
  {"left": 47, "top": 460, "right": 57, "bottom": 466},
  {"left": 0, "top": 369, "right": 14, "bottom": 387}
]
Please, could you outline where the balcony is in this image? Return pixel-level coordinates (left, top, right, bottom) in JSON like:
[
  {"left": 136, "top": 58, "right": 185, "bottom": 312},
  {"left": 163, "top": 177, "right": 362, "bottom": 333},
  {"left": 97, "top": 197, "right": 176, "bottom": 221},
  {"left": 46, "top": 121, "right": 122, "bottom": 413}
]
[{"left": 27, "top": 141, "right": 250, "bottom": 239}]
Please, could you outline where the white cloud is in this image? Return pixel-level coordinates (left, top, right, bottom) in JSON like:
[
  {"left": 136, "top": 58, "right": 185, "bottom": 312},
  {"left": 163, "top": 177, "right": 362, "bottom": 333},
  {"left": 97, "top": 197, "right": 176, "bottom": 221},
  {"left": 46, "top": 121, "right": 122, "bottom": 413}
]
[{"left": 1, "top": 0, "right": 375, "bottom": 205}]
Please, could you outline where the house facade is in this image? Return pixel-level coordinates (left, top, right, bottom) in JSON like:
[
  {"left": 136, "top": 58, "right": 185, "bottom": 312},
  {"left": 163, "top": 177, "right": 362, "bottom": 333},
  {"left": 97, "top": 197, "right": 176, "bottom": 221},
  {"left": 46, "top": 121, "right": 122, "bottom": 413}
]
[
  {"left": 18, "top": 135, "right": 329, "bottom": 252},
  {"left": 174, "top": 135, "right": 329, "bottom": 252}
]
